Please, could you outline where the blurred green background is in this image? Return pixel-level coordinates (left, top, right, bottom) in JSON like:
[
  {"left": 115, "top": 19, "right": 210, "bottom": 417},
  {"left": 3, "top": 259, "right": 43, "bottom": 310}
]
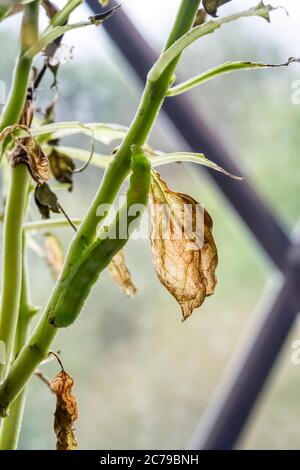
[{"left": 1, "top": 0, "right": 300, "bottom": 450}]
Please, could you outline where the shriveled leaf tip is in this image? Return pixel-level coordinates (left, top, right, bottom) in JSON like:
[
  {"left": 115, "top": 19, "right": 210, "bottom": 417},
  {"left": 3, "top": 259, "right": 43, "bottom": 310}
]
[{"left": 89, "top": 4, "right": 121, "bottom": 25}]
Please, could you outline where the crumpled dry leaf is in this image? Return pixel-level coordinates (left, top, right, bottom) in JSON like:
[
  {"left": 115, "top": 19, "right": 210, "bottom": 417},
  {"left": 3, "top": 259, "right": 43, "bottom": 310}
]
[
  {"left": 149, "top": 171, "right": 218, "bottom": 321},
  {"left": 48, "top": 148, "right": 75, "bottom": 191},
  {"left": 34, "top": 183, "right": 60, "bottom": 219},
  {"left": 108, "top": 250, "right": 137, "bottom": 297},
  {"left": 44, "top": 43, "right": 74, "bottom": 68},
  {"left": 50, "top": 370, "right": 78, "bottom": 451},
  {"left": 42, "top": 98, "right": 57, "bottom": 126},
  {"left": 13, "top": 136, "right": 52, "bottom": 184},
  {"left": 202, "top": 0, "right": 232, "bottom": 17},
  {"left": 34, "top": 183, "right": 78, "bottom": 231},
  {"left": 44, "top": 232, "right": 64, "bottom": 278},
  {"left": 42, "top": 0, "right": 59, "bottom": 19},
  {"left": 0, "top": 124, "right": 52, "bottom": 184},
  {"left": 193, "top": 9, "right": 207, "bottom": 26}
]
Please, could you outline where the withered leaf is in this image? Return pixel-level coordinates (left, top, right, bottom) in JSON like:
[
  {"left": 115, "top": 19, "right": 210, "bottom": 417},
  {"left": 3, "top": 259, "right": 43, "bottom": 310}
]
[
  {"left": 48, "top": 149, "right": 75, "bottom": 191},
  {"left": 149, "top": 172, "right": 218, "bottom": 321},
  {"left": 0, "top": 124, "right": 28, "bottom": 156},
  {"left": 108, "top": 250, "right": 137, "bottom": 297},
  {"left": 202, "top": 0, "right": 232, "bottom": 17},
  {"left": 20, "top": 93, "right": 34, "bottom": 128},
  {"left": 44, "top": 43, "right": 74, "bottom": 68},
  {"left": 34, "top": 183, "right": 60, "bottom": 219},
  {"left": 13, "top": 136, "right": 52, "bottom": 184},
  {"left": 193, "top": 9, "right": 207, "bottom": 26},
  {"left": 42, "top": 0, "right": 59, "bottom": 19},
  {"left": 34, "top": 183, "right": 78, "bottom": 232},
  {"left": 43, "top": 98, "right": 57, "bottom": 126},
  {"left": 44, "top": 232, "right": 64, "bottom": 278},
  {"left": 50, "top": 370, "right": 78, "bottom": 451},
  {"left": 88, "top": 4, "right": 121, "bottom": 25}
]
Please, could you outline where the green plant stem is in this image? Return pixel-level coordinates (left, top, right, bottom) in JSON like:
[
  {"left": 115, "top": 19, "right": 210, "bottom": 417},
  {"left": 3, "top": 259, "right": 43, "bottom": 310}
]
[
  {"left": 0, "top": 234, "right": 37, "bottom": 449},
  {"left": 0, "top": 0, "right": 201, "bottom": 415},
  {"left": 46, "top": 0, "right": 82, "bottom": 29},
  {"left": 0, "top": 322, "right": 29, "bottom": 449},
  {"left": 0, "top": 1, "right": 39, "bottom": 382},
  {"left": 48, "top": 147, "right": 151, "bottom": 328},
  {"left": 0, "top": 56, "right": 32, "bottom": 131},
  {"left": 0, "top": 167, "right": 30, "bottom": 380}
]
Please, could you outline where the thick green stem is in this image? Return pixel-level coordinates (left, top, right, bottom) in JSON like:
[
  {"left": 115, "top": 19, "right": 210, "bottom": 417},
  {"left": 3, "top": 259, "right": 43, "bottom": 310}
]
[
  {"left": 0, "top": 310, "right": 31, "bottom": 449},
  {"left": 0, "top": 233, "right": 38, "bottom": 449},
  {"left": 0, "top": 167, "right": 30, "bottom": 380},
  {"left": 0, "top": 1, "right": 39, "bottom": 381},
  {"left": 0, "top": 0, "right": 201, "bottom": 415},
  {"left": 0, "top": 57, "right": 31, "bottom": 130}
]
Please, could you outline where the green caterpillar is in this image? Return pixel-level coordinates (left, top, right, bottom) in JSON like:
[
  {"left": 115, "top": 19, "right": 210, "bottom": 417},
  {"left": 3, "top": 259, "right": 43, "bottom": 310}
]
[{"left": 47, "top": 146, "right": 151, "bottom": 328}]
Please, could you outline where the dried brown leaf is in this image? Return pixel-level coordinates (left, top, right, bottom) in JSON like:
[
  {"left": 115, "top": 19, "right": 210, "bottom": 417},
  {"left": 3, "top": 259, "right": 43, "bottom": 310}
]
[
  {"left": 44, "top": 232, "right": 64, "bottom": 278},
  {"left": 202, "top": 0, "right": 232, "bottom": 17},
  {"left": 193, "top": 9, "right": 207, "bottom": 26},
  {"left": 149, "top": 172, "right": 218, "bottom": 321},
  {"left": 48, "top": 148, "right": 75, "bottom": 191},
  {"left": 50, "top": 370, "right": 78, "bottom": 451},
  {"left": 108, "top": 250, "right": 137, "bottom": 297},
  {"left": 34, "top": 183, "right": 60, "bottom": 219},
  {"left": 0, "top": 124, "right": 52, "bottom": 184},
  {"left": 14, "top": 136, "right": 52, "bottom": 184}
]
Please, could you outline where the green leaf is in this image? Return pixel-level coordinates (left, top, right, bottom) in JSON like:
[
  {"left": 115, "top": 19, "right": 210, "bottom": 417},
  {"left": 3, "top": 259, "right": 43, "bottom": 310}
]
[
  {"left": 150, "top": 152, "right": 244, "bottom": 180},
  {"left": 31, "top": 122, "right": 127, "bottom": 146},
  {"left": 45, "top": 145, "right": 245, "bottom": 180},
  {"left": 167, "top": 58, "right": 299, "bottom": 97},
  {"left": 148, "top": 2, "right": 279, "bottom": 82},
  {"left": 24, "top": 5, "right": 121, "bottom": 58},
  {"left": 24, "top": 21, "right": 91, "bottom": 59},
  {"left": 24, "top": 218, "right": 82, "bottom": 232}
]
